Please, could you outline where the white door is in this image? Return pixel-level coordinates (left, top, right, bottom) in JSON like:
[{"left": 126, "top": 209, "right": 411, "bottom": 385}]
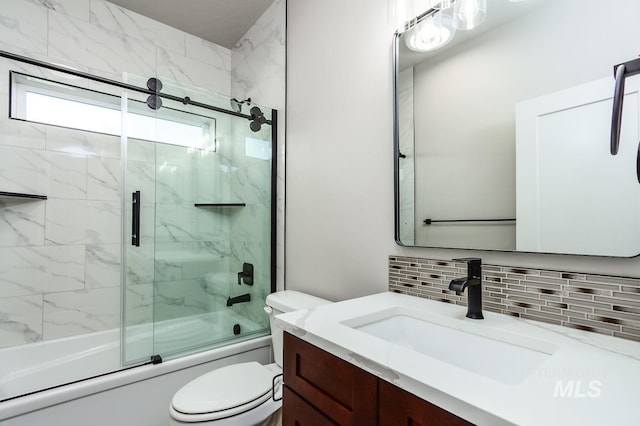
[{"left": 516, "top": 75, "right": 640, "bottom": 256}]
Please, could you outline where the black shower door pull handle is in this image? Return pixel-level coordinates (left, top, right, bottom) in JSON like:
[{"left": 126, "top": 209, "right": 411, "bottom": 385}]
[{"left": 132, "top": 191, "right": 140, "bottom": 247}]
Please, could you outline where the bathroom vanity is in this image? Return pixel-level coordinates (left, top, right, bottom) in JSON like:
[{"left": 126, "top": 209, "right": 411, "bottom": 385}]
[
  {"left": 277, "top": 292, "right": 640, "bottom": 425},
  {"left": 282, "top": 332, "right": 470, "bottom": 425}
]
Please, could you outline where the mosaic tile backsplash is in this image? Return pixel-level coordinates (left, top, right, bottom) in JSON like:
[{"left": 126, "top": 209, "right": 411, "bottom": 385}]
[{"left": 389, "top": 256, "right": 640, "bottom": 343}]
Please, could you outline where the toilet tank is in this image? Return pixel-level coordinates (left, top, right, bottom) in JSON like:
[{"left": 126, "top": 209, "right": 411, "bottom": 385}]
[{"left": 265, "top": 291, "right": 330, "bottom": 367}]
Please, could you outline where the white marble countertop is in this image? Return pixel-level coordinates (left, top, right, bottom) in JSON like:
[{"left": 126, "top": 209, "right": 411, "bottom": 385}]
[{"left": 275, "top": 292, "right": 640, "bottom": 426}]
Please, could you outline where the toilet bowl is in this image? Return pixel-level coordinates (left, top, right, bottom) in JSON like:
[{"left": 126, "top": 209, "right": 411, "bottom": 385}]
[
  {"left": 169, "top": 291, "right": 330, "bottom": 425},
  {"left": 169, "top": 362, "right": 282, "bottom": 426}
]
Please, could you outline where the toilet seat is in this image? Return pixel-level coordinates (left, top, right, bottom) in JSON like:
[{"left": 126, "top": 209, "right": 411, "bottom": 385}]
[{"left": 170, "top": 362, "right": 281, "bottom": 423}]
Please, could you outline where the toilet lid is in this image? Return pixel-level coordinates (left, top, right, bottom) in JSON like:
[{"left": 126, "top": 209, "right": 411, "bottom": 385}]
[{"left": 172, "top": 362, "right": 277, "bottom": 416}]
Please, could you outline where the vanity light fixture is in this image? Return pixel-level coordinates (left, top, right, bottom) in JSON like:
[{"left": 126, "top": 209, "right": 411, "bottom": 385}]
[
  {"left": 395, "top": 0, "right": 490, "bottom": 52},
  {"left": 453, "top": 0, "right": 487, "bottom": 30},
  {"left": 432, "top": 0, "right": 453, "bottom": 9},
  {"left": 405, "top": 10, "right": 456, "bottom": 52},
  {"left": 389, "top": 0, "right": 444, "bottom": 33}
]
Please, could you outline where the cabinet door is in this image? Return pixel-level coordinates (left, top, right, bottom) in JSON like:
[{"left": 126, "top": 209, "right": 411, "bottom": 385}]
[
  {"left": 379, "top": 379, "right": 472, "bottom": 426},
  {"left": 283, "top": 333, "right": 377, "bottom": 425},
  {"left": 283, "top": 386, "right": 338, "bottom": 426}
]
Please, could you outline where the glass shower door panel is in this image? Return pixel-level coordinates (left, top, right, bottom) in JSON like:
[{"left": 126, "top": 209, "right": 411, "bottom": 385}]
[
  {"left": 226, "top": 108, "right": 273, "bottom": 335},
  {"left": 122, "top": 76, "right": 274, "bottom": 362},
  {"left": 151, "top": 93, "right": 272, "bottom": 359},
  {"left": 122, "top": 92, "right": 159, "bottom": 365},
  {"left": 123, "top": 88, "right": 225, "bottom": 362},
  {"left": 152, "top": 97, "right": 223, "bottom": 358}
]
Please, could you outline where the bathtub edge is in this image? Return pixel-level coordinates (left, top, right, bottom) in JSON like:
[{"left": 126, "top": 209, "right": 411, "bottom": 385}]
[{"left": 0, "top": 335, "right": 272, "bottom": 422}]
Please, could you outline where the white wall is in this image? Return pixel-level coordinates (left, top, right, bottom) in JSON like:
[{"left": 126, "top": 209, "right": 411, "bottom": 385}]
[
  {"left": 285, "top": 0, "right": 640, "bottom": 302},
  {"left": 286, "top": 0, "right": 398, "bottom": 300},
  {"left": 231, "top": 0, "right": 287, "bottom": 291}
]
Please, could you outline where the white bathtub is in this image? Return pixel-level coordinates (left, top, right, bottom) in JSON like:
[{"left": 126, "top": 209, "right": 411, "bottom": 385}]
[
  {"left": 124, "top": 309, "right": 266, "bottom": 365},
  {"left": 0, "top": 311, "right": 271, "bottom": 426}
]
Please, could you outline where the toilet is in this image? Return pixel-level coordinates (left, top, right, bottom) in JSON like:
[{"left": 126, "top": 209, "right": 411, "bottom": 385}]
[{"left": 169, "top": 290, "right": 330, "bottom": 425}]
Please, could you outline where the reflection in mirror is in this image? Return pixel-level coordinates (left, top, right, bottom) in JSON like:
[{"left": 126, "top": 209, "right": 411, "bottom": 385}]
[{"left": 394, "top": 0, "right": 640, "bottom": 256}]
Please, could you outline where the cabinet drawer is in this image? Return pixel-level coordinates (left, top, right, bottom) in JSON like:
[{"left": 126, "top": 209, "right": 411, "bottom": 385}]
[
  {"left": 283, "top": 332, "right": 377, "bottom": 425},
  {"left": 379, "top": 379, "right": 473, "bottom": 426},
  {"left": 283, "top": 386, "right": 337, "bottom": 426}
]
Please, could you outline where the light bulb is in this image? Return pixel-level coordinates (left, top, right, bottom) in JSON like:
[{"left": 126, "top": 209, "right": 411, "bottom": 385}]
[
  {"left": 404, "top": 10, "right": 455, "bottom": 52},
  {"left": 453, "top": 0, "right": 486, "bottom": 30}
]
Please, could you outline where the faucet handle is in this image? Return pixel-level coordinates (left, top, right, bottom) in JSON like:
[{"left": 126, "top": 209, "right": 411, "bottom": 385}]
[{"left": 452, "top": 258, "right": 482, "bottom": 279}]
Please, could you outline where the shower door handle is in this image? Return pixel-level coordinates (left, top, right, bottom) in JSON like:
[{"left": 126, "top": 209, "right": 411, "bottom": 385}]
[{"left": 132, "top": 191, "right": 140, "bottom": 247}]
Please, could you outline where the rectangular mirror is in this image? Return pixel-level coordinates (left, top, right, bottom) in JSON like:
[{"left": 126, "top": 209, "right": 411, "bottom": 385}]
[{"left": 394, "top": 0, "right": 640, "bottom": 257}]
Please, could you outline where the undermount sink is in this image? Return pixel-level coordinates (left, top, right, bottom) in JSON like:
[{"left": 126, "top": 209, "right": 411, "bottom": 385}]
[{"left": 341, "top": 308, "right": 557, "bottom": 385}]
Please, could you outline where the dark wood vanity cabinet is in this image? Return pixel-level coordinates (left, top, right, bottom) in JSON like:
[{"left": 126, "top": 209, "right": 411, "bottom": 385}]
[
  {"left": 282, "top": 331, "right": 377, "bottom": 425},
  {"left": 378, "top": 380, "right": 472, "bottom": 426},
  {"left": 283, "top": 332, "right": 473, "bottom": 426},
  {"left": 282, "top": 386, "right": 338, "bottom": 425}
]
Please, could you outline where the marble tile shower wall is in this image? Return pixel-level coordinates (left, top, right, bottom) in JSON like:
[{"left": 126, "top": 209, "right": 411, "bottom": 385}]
[
  {"left": 389, "top": 256, "right": 640, "bottom": 343},
  {"left": 228, "top": 0, "right": 286, "bottom": 322},
  {"left": 226, "top": 123, "right": 273, "bottom": 328},
  {"left": 231, "top": 0, "right": 286, "bottom": 294},
  {"left": 231, "top": 0, "right": 285, "bottom": 111},
  {"left": 0, "top": 0, "right": 238, "bottom": 349},
  {"left": 149, "top": 136, "right": 232, "bottom": 323},
  {"left": 0, "top": 0, "right": 231, "bottom": 95}
]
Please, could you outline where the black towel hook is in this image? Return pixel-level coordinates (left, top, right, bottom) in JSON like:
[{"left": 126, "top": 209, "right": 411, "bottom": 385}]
[{"left": 610, "top": 58, "right": 640, "bottom": 155}]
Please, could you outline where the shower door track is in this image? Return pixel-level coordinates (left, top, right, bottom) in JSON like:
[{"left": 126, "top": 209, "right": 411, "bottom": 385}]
[
  {"left": 0, "top": 358, "right": 158, "bottom": 404},
  {"left": 0, "top": 49, "right": 261, "bottom": 122}
]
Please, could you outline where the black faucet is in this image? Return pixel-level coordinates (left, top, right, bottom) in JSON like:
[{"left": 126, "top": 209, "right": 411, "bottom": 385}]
[
  {"left": 227, "top": 293, "right": 251, "bottom": 306},
  {"left": 449, "top": 258, "right": 484, "bottom": 320}
]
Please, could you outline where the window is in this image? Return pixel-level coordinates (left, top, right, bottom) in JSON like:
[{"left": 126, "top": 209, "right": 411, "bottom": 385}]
[{"left": 10, "top": 72, "right": 215, "bottom": 150}]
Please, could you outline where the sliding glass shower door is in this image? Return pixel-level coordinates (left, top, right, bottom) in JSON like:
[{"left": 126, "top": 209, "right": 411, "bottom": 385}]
[
  {"left": 122, "top": 82, "right": 274, "bottom": 365},
  {"left": 0, "top": 50, "right": 275, "bottom": 401}
]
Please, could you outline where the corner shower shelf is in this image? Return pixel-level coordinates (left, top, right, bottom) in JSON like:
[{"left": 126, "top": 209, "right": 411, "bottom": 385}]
[
  {"left": 0, "top": 191, "right": 47, "bottom": 200},
  {"left": 194, "top": 203, "right": 246, "bottom": 208}
]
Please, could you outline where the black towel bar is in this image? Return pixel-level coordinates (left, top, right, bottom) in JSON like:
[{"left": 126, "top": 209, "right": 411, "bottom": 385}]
[{"left": 423, "top": 218, "right": 515, "bottom": 225}]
